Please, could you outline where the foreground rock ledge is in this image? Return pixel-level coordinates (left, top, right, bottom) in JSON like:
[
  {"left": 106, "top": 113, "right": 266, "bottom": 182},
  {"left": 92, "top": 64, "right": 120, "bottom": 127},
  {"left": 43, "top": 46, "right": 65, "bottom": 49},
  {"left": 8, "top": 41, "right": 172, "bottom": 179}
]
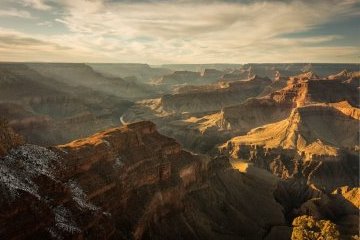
[{"left": 0, "top": 121, "right": 287, "bottom": 240}]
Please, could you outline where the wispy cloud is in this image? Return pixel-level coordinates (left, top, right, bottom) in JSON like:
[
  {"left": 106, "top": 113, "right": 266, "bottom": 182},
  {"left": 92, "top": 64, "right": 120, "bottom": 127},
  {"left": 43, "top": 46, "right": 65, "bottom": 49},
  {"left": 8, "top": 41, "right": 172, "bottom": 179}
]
[
  {"left": 37, "top": 21, "right": 53, "bottom": 27},
  {"left": 0, "top": 28, "right": 69, "bottom": 50},
  {"left": 20, "top": 0, "right": 52, "bottom": 10},
  {"left": 0, "top": 8, "right": 33, "bottom": 18},
  {"left": 0, "top": 27, "right": 125, "bottom": 62},
  {"left": 0, "top": 0, "right": 359, "bottom": 63}
]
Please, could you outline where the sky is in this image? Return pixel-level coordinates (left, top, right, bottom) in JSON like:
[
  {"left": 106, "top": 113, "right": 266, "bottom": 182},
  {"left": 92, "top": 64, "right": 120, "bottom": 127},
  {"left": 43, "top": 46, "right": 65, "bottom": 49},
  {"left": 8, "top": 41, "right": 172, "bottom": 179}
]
[{"left": 0, "top": 0, "right": 359, "bottom": 64}]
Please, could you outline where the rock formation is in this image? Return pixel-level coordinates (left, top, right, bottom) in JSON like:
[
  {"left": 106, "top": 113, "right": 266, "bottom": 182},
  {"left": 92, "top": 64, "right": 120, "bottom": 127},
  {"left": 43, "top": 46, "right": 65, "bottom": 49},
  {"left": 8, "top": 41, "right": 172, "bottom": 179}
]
[
  {"left": 220, "top": 103, "right": 359, "bottom": 238},
  {"left": 159, "top": 75, "right": 272, "bottom": 114},
  {"left": 221, "top": 103, "right": 359, "bottom": 186},
  {"left": 0, "top": 121, "right": 288, "bottom": 240},
  {"left": 222, "top": 104, "right": 359, "bottom": 159}
]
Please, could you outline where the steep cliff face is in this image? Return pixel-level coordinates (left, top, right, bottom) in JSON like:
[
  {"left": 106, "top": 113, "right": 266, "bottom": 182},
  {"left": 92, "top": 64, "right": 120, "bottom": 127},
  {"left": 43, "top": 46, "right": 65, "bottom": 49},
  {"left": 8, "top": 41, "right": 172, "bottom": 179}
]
[
  {"left": 219, "top": 98, "right": 292, "bottom": 131},
  {"left": 222, "top": 104, "right": 358, "bottom": 157},
  {"left": 122, "top": 75, "right": 273, "bottom": 124},
  {"left": 172, "top": 72, "right": 359, "bottom": 139},
  {"left": 221, "top": 103, "right": 359, "bottom": 191},
  {"left": 123, "top": 71, "right": 359, "bottom": 155},
  {"left": 275, "top": 183, "right": 359, "bottom": 239},
  {"left": 119, "top": 76, "right": 274, "bottom": 153},
  {"left": 270, "top": 78, "right": 359, "bottom": 107},
  {"left": 0, "top": 121, "right": 287, "bottom": 240},
  {"left": 326, "top": 69, "right": 360, "bottom": 83},
  {"left": 160, "top": 75, "right": 272, "bottom": 114},
  {"left": 219, "top": 102, "right": 359, "bottom": 238}
]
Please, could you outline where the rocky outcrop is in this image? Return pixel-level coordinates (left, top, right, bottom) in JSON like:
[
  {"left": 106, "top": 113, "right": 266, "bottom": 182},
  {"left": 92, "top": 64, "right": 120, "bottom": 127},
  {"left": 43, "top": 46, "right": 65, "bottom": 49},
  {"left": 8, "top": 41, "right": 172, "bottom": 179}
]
[
  {"left": 270, "top": 78, "right": 359, "bottom": 107},
  {"left": 171, "top": 71, "right": 359, "bottom": 151},
  {"left": 119, "top": 76, "right": 274, "bottom": 152},
  {"left": 326, "top": 69, "right": 360, "bottom": 82},
  {"left": 221, "top": 103, "right": 359, "bottom": 190},
  {"left": 287, "top": 186, "right": 359, "bottom": 239},
  {"left": 220, "top": 98, "right": 292, "bottom": 131},
  {"left": 154, "top": 96, "right": 292, "bottom": 153},
  {"left": 0, "top": 121, "right": 288, "bottom": 239},
  {"left": 219, "top": 99, "right": 359, "bottom": 239},
  {"left": 291, "top": 215, "right": 340, "bottom": 240},
  {"left": 123, "top": 70, "right": 359, "bottom": 155}
]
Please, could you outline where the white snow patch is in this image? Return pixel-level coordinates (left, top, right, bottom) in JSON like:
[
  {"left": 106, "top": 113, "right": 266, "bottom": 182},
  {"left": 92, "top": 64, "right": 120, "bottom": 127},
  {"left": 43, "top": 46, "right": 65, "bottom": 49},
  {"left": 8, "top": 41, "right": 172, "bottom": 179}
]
[
  {"left": 0, "top": 164, "right": 40, "bottom": 199},
  {"left": 54, "top": 205, "right": 81, "bottom": 234},
  {"left": 0, "top": 144, "right": 60, "bottom": 200},
  {"left": 67, "top": 180, "right": 99, "bottom": 211},
  {"left": 113, "top": 156, "right": 124, "bottom": 169}
]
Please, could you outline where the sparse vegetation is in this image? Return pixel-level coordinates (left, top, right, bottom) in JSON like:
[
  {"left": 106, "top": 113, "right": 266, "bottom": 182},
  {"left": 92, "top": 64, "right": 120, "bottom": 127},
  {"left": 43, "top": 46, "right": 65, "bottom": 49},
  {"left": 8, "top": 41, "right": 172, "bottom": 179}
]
[{"left": 292, "top": 215, "right": 340, "bottom": 240}]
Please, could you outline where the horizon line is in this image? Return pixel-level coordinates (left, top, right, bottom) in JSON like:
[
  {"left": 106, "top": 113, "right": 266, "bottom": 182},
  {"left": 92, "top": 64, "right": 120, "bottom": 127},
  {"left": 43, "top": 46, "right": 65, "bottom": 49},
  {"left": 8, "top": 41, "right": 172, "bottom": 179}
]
[{"left": 0, "top": 61, "right": 359, "bottom": 66}]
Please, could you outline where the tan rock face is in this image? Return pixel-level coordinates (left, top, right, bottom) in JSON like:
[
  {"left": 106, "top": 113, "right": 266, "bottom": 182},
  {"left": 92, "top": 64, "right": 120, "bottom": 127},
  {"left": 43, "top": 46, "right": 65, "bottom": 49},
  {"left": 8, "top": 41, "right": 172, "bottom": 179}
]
[
  {"left": 222, "top": 104, "right": 358, "bottom": 156},
  {"left": 269, "top": 78, "right": 359, "bottom": 107},
  {"left": 221, "top": 103, "right": 359, "bottom": 191}
]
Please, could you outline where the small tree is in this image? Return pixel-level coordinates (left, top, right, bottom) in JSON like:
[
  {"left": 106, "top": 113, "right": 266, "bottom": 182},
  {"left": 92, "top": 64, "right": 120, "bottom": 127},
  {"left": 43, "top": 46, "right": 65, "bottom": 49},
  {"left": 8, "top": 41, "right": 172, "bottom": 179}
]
[{"left": 292, "top": 215, "right": 340, "bottom": 240}]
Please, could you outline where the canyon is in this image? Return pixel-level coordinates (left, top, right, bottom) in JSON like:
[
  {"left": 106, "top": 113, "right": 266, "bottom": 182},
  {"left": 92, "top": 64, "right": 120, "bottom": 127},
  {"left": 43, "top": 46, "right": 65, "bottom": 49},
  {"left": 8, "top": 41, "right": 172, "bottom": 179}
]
[
  {"left": 1, "top": 120, "right": 288, "bottom": 240},
  {"left": 0, "top": 63, "right": 359, "bottom": 239}
]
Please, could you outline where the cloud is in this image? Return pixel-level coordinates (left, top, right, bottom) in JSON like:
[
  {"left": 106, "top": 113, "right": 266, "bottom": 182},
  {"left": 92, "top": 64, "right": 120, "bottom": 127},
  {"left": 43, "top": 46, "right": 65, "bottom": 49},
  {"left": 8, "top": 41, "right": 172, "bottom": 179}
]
[
  {"left": 0, "top": 27, "right": 126, "bottom": 62},
  {"left": 0, "top": 0, "right": 359, "bottom": 63},
  {"left": 0, "top": 28, "right": 70, "bottom": 52},
  {"left": 20, "top": 0, "right": 52, "bottom": 10},
  {"left": 37, "top": 21, "right": 53, "bottom": 27},
  {"left": 0, "top": 8, "right": 33, "bottom": 18}
]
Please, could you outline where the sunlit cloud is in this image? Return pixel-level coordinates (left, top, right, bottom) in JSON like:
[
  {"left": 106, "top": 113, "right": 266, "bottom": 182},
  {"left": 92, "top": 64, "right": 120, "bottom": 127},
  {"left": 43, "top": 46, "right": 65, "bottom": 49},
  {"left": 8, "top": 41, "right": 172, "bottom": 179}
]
[
  {"left": 0, "top": 28, "right": 69, "bottom": 50},
  {"left": 0, "top": 0, "right": 359, "bottom": 63}
]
